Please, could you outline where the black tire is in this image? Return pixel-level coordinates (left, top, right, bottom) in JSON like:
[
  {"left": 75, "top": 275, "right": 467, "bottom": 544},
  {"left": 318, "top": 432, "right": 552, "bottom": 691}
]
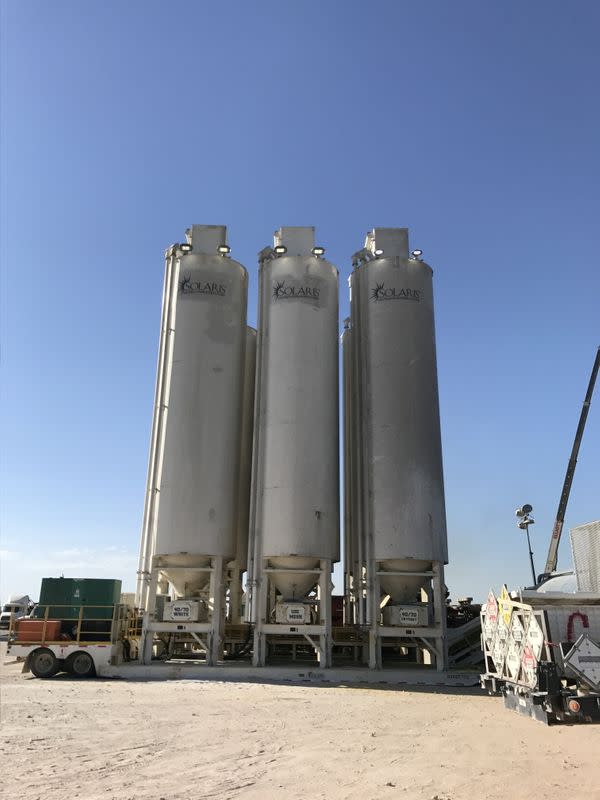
[
  {"left": 29, "top": 648, "right": 60, "bottom": 679},
  {"left": 65, "top": 650, "right": 96, "bottom": 678}
]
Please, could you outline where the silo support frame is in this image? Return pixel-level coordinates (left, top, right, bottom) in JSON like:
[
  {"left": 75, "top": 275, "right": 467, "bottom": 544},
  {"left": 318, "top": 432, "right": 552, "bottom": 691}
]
[
  {"left": 227, "top": 562, "right": 244, "bottom": 624},
  {"left": 140, "top": 556, "right": 227, "bottom": 666},
  {"left": 207, "top": 556, "right": 226, "bottom": 665},
  {"left": 367, "top": 562, "right": 448, "bottom": 671},
  {"left": 252, "top": 558, "right": 333, "bottom": 668}
]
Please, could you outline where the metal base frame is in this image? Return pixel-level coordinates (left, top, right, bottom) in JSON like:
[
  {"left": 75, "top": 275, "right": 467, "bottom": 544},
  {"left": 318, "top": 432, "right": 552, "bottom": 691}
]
[
  {"left": 367, "top": 561, "right": 448, "bottom": 671},
  {"left": 227, "top": 563, "right": 244, "bottom": 625},
  {"left": 141, "top": 556, "right": 226, "bottom": 666},
  {"left": 252, "top": 559, "right": 333, "bottom": 668}
]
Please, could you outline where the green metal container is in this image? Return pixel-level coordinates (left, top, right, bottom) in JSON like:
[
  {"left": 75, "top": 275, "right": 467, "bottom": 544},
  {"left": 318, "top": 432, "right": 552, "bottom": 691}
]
[{"left": 36, "top": 578, "right": 122, "bottom": 621}]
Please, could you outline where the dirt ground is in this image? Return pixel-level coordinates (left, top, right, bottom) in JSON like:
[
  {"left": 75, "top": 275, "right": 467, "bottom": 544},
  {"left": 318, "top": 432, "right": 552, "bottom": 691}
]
[{"left": 1, "top": 645, "right": 599, "bottom": 800}]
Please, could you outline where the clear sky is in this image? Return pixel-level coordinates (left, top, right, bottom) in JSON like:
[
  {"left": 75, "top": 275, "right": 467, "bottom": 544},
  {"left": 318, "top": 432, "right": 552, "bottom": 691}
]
[{"left": 1, "top": 0, "right": 599, "bottom": 604}]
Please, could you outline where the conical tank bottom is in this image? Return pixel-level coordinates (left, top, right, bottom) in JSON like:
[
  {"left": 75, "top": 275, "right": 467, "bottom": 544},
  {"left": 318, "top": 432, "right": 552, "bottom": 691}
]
[
  {"left": 267, "top": 557, "right": 319, "bottom": 600},
  {"left": 155, "top": 554, "right": 212, "bottom": 598},
  {"left": 379, "top": 559, "right": 431, "bottom": 604},
  {"left": 161, "top": 568, "right": 211, "bottom": 597}
]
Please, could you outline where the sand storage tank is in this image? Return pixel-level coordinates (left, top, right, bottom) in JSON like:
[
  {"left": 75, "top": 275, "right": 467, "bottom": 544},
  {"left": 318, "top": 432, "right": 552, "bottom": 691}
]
[
  {"left": 137, "top": 225, "right": 249, "bottom": 665},
  {"left": 342, "top": 316, "right": 361, "bottom": 627},
  {"left": 228, "top": 326, "right": 257, "bottom": 624},
  {"left": 248, "top": 226, "right": 339, "bottom": 667},
  {"left": 344, "top": 228, "right": 448, "bottom": 669}
]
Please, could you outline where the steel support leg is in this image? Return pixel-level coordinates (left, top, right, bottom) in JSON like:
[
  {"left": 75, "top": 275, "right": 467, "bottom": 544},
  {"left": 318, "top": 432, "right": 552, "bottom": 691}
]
[
  {"left": 229, "top": 565, "right": 242, "bottom": 624},
  {"left": 368, "top": 563, "right": 381, "bottom": 669},
  {"left": 318, "top": 558, "right": 332, "bottom": 668},
  {"left": 208, "top": 556, "right": 224, "bottom": 666},
  {"left": 141, "top": 567, "right": 159, "bottom": 665},
  {"left": 252, "top": 560, "right": 268, "bottom": 666},
  {"left": 432, "top": 562, "right": 448, "bottom": 672}
]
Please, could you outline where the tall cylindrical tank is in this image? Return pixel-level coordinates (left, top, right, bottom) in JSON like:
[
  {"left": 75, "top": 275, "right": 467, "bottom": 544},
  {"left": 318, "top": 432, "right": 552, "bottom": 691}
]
[
  {"left": 342, "top": 318, "right": 359, "bottom": 617},
  {"left": 347, "top": 228, "right": 447, "bottom": 604},
  {"left": 251, "top": 227, "right": 340, "bottom": 600},
  {"left": 234, "top": 327, "right": 256, "bottom": 571},
  {"left": 141, "top": 225, "right": 249, "bottom": 599},
  {"left": 136, "top": 242, "right": 179, "bottom": 607}
]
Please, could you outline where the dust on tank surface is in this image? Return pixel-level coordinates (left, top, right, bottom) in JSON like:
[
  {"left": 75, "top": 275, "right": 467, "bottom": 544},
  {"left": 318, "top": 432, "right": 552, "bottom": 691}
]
[
  {"left": 235, "top": 326, "right": 257, "bottom": 573},
  {"left": 346, "top": 228, "right": 448, "bottom": 607},
  {"left": 250, "top": 226, "right": 340, "bottom": 601},
  {"left": 139, "top": 225, "right": 249, "bottom": 601}
]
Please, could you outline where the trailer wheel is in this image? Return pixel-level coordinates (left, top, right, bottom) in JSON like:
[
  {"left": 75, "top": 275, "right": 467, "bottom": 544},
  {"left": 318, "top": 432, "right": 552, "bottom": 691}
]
[
  {"left": 29, "top": 648, "right": 60, "bottom": 679},
  {"left": 65, "top": 651, "right": 96, "bottom": 678}
]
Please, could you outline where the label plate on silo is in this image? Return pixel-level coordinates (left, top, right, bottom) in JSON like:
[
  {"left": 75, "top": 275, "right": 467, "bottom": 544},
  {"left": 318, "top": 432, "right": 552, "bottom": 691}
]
[{"left": 163, "top": 601, "right": 201, "bottom": 622}]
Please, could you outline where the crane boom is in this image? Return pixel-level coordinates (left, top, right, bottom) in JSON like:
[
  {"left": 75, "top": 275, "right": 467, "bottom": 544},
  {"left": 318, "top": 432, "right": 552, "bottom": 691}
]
[{"left": 542, "top": 346, "right": 600, "bottom": 579}]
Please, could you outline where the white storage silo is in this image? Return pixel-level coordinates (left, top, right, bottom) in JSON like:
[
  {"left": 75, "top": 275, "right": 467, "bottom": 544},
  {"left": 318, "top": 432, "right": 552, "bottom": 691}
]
[
  {"left": 137, "top": 225, "right": 249, "bottom": 665},
  {"left": 248, "top": 226, "right": 339, "bottom": 666},
  {"left": 342, "top": 317, "right": 363, "bottom": 625},
  {"left": 345, "top": 228, "right": 448, "bottom": 669},
  {"left": 228, "top": 326, "right": 256, "bottom": 623}
]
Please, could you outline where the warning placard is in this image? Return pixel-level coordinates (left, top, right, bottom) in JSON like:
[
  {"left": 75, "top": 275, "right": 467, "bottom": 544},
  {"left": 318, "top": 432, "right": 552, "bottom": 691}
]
[
  {"left": 486, "top": 590, "right": 498, "bottom": 623},
  {"left": 492, "top": 635, "right": 506, "bottom": 674},
  {"left": 496, "top": 617, "right": 509, "bottom": 642},
  {"left": 564, "top": 635, "right": 600, "bottom": 692},
  {"left": 506, "top": 636, "right": 522, "bottom": 679},
  {"left": 526, "top": 614, "right": 545, "bottom": 660},
  {"left": 499, "top": 585, "right": 512, "bottom": 627},
  {"left": 521, "top": 644, "right": 537, "bottom": 687},
  {"left": 511, "top": 613, "right": 525, "bottom": 643}
]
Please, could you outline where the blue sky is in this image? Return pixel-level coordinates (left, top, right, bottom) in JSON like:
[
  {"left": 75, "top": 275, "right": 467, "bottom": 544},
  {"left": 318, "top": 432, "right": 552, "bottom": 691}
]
[{"left": 1, "top": 0, "right": 599, "bottom": 603}]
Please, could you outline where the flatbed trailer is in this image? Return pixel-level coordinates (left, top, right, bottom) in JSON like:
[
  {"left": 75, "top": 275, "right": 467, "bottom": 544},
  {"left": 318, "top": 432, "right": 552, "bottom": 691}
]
[
  {"left": 480, "top": 587, "right": 600, "bottom": 724},
  {"left": 6, "top": 603, "right": 141, "bottom": 678}
]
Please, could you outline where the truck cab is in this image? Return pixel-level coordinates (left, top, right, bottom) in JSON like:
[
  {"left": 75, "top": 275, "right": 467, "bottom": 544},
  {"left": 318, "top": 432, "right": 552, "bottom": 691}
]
[{"left": 0, "top": 595, "right": 33, "bottom": 629}]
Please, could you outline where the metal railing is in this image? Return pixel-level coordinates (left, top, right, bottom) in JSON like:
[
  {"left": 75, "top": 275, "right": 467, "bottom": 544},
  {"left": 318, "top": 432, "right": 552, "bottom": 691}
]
[{"left": 8, "top": 603, "right": 132, "bottom": 646}]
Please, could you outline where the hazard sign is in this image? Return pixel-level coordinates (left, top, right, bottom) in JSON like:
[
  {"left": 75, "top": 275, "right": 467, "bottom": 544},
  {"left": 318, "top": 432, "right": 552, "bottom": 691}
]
[
  {"left": 498, "top": 585, "right": 512, "bottom": 626},
  {"left": 506, "top": 636, "right": 522, "bottom": 679},
  {"left": 525, "top": 614, "right": 545, "bottom": 660},
  {"left": 486, "top": 590, "right": 498, "bottom": 623},
  {"left": 510, "top": 613, "right": 525, "bottom": 644},
  {"left": 496, "top": 617, "right": 509, "bottom": 642},
  {"left": 564, "top": 634, "right": 600, "bottom": 692},
  {"left": 521, "top": 644, "right": 537, "bottom": 687},
  {"left": 492, "top": 635, "right": 506, "bottom": 674}
]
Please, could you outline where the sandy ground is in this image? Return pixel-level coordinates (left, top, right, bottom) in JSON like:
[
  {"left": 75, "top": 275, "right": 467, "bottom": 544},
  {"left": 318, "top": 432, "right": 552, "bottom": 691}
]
[{"left": 1, "top": 645, "right": 599, "bottom": 800}]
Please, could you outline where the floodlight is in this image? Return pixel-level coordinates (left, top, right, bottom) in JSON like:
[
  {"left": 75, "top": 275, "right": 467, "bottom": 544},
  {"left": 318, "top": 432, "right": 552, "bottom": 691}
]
[
  {"left": 218, "top": 245, "right": 231, "bottom": 254},
  {"left": 374, "top": 248, "right": 384, "bottom": 256},
  {"left": 518, "top": 518, "right": 535, "bottom": 530},
  {"left": 180, "top": 243, "right": 192, "bottom": 253},
  {"left": 516, "top": 504, "right": 533, "bottom": 517},
  {"left": 312, "top": 247, "right": 325, "bottom": 256},
  {"left": 411, "top": 249, "right": 423, "bottom": 259},
  {"left": 274, "top": 245, "right": 287, "bottom": 254}
]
